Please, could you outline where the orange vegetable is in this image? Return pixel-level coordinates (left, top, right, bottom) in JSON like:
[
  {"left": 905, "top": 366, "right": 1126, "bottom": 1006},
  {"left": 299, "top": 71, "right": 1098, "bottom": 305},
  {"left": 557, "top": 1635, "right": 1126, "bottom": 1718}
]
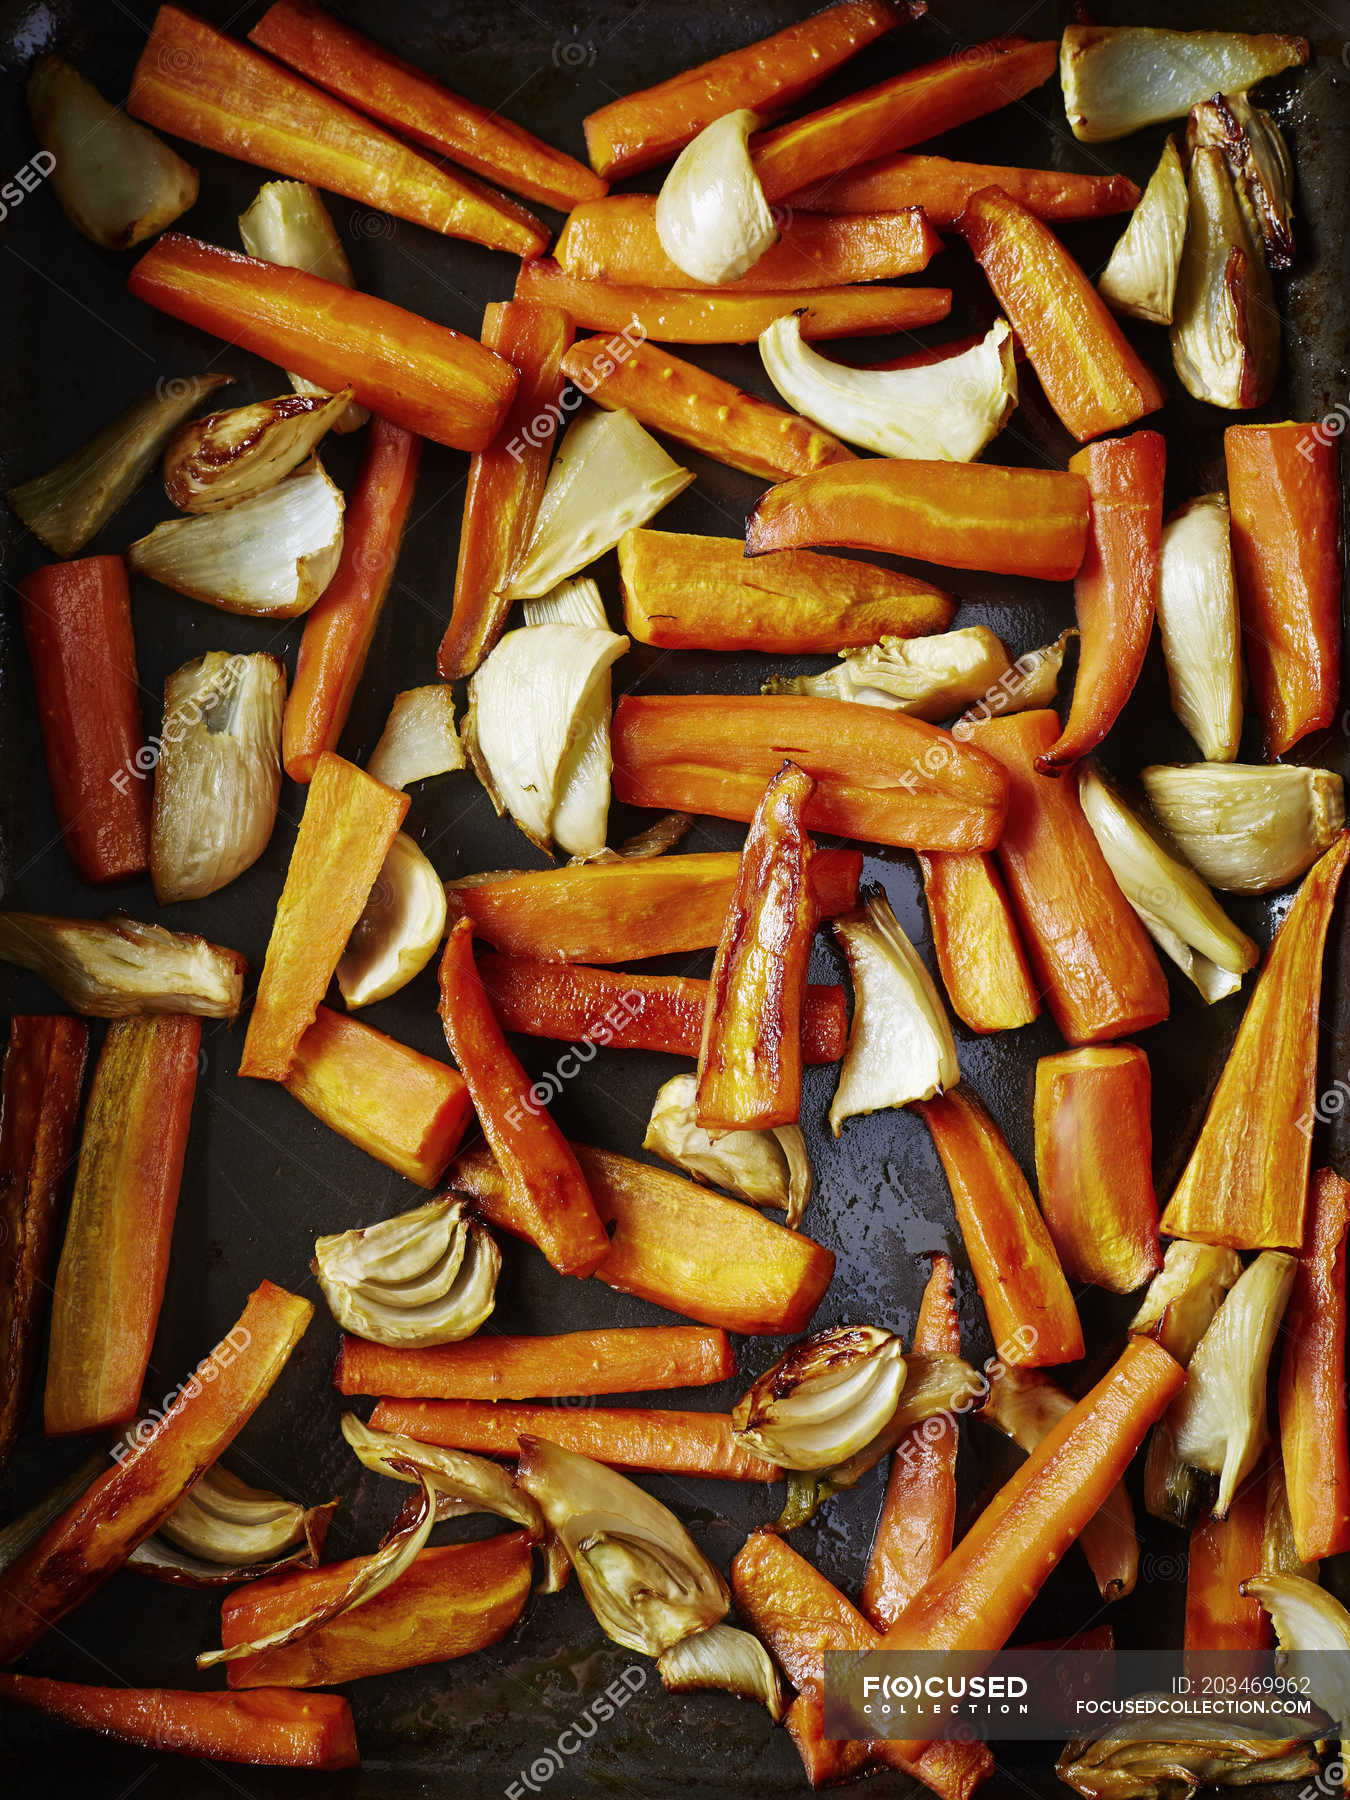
[
  {"left": 967, "top": 711, "right": 1170, "bottom": 1044},
  {"left": 240, "top": 754, "right": 408, "bottom": 1082},
  {"left": 1278, "top": 1167, "right": 1350, "bottom": 1559},
  {"left": 862, "top": 1254, "right": 960, "bottom": 1631},
  {"left": 221, "top": 1535, "right": 532, "bottom": 1689},
  {"left": 956, "top": 187, "right": 1166, "bottom": 442},
  {"left": 582, "top": 0, "right": 910, "bottom": 180},
  {"left": 1038, "top": 432, "right": 1166, "bottom": 772},
  {"left": 335, "top": 1325, "right": 733, "bottom": 1400},
  {"left": 370, "top": 1398, "right": 776, "bottom": 1481},
  {"left": 1161, "top": 832, "right": 1350, "bottom": 1249},
  {"left": 1033, "top": 1045, "right": 1162, "bottom": 1295},
  {"left": 438, "top": 918, "right": 608, "bottom": 1278},
  {"left": 44, "top": 1016, "right": 200, "bottom": 1436},
  {"left": 1183, "top": 1471, "right": 1271, "bottom": 1661},
  {"left": 249, "top": 0, "right": 604, "bottom": 212},
  {"left": 1224, "top": 423, "right": 1343, "bottom": 758},
  {"left": 437, "top": 300, "right": 573, "bottom": 680},
  {"left": 746, "top": 460, "right": 1090, "bottom": 580},
  {"left": 562, "top": 336, "right": 853, "bottom": 483},
  {"left": 514, "top": 259, "right": 952, "bottom": 343},
  {"left": 916, "top": 851, "right": 1040, "bottom": 1034},
  {"left": 791, "top": 152, "right": 1139, "bottom": 224},
  {"left": 283, "top": 418, "right": 420, "bottom": 782},
  {"left": 129, "top": 5, "right": 546, "bottom": 257},
  {"left": 446, "top": 847, "right": 861, "bottom": 963},
  {"left": 611, "top": 694, "right": 1009, "bottom": 852},
  {"left": 916, "top": 1085, "right": 1083, "bottom": 1367},
  {"left": 0, "top": 1281, "right": 311, "bottom": 1664},
  {"left": 752, "top": 37, "right": 1058, "bottom": 203},
  {"left": 0, "top": 1676, "right": 358, "bottom": 1769},
  {"left": 281, "top": 1007, "right": 472, "bottom": 1188}
]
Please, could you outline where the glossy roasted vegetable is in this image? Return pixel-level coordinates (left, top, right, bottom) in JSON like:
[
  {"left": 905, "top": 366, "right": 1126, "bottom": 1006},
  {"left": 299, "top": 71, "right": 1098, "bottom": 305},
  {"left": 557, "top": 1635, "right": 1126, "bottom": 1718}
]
[
  {"left": 916, "top": 851, "right": 1040, "bottom": 1035},
  {"left": 644, "top": 1074, "right": 812, "bottom": 1228},
  {"left": 1059, "top": 25, "right": 1308, "bottom": 142},
  {"left": 163, "top": 391, "right": 351, "bottom": 513},
  {"left": 1278, "top": 1169, "right": 1350, "bottom": 1562},
  {"left": 1244, "top": 1574, "right": 1350, "bottom": 1767},
  {"left": 1188, "top": 93, "right": 1295, "bottom": 268},
  {"left": 366, "top": 687, "right": 464, "bottom": 789},
  {"left": 1171, "top": 146, "right": 1278, "bottom": 411},
  {"left": 732, "top": 1327, "right": 906, "bottom": 1470},
  {"left": 1154, "top": 495, "right": 1244, "bottom": 763},
  {"left": 314, "top": 1199, "right": 499, "bottom": 1347},
  {"left": 334, "top": 833, "right": 446, "bottom": 1010},
  {"left": 339, "top": 1414, "right": 544, "bottom": 1538},
  {"left": 1131, "top": 1241, "right": 1243, "bottom": 1364},
  {"left": 132, "top": 1466, "right": 333, "bottom": 1587},
  {"left": 1056, "top": 1712, "right": 1316, "bottom": 1800},
  {"left": 655, "top": 110, "right": 775, "bottom": 284},
  {"left": 765, "top": 627, "right": 1012, "bottom": 719},
  {"left": 1139, "top": 763, "right": 1346, "bottom": 895},
  {"left": 0, "top": 913, "right": 245, "bottom": 1019},
  {"left": 655, "top": 1623, "right": 784, "bottom": 1719},
  {"left": 1098, "top": 137, "right": 1188, "bottom": 324}
]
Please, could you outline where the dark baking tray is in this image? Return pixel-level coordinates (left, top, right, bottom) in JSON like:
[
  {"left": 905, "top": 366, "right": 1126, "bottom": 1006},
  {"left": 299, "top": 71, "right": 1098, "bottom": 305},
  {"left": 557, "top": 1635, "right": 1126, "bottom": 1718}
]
[{"left": 1, "top": 1, "right": 1347, "bottom": 1795}]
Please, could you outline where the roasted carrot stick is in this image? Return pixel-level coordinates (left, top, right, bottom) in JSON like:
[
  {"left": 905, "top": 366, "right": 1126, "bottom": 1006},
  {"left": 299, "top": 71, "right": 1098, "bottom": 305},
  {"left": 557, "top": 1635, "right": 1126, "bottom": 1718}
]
[
  {"left": 283, "top": 418, "right": 420, "bottom": 782},
  {"left": 751, "top": 37, "right": 1059, "bottom": 203},
  {"left": 863, "top": 1254, "right": 960, "bottom": 1630},
  {"left": 967, "top": 711, "right": 1170, "bottom": 1045},
  {"left": 582, "top": 0, "right": 910, "bottom": 180},
  {"left": 282, "top": 1007, "right": 473, "bottom": 1188},
  {"left": 477, "top": 955, "right": 847, "bottom": 1063},
  {"left": 1224, "top": 423, "right": 1343, "bottom": 758},
  {"left": 916, "top": 851, "right": 1040, "bottom": 1034},
  {"left": 916, "top": 1085, "right": 1082, "bottom": 1367},
  {"left": 0, "top": 1280, "right": 311, "bottom": 1665},
  {"left": 514, "top": 260, "right": 951, "bottom": 343},
  {"left": 562, "top": 336, "right": 853, "bottom": 483},
  {"left": 0, "top": 1016, "right": 88, "bottom": 1470},
  {"left": 249, "top": 0, "right": 605, "bottom": 212},
  {"left": 438, "top": 300, "right": 572, "bottom": 680},
  {"left": 791, "top": 153, "right": 1139, "bottom": 224},
  {"left": 956, "top": 187, "right": 1166, "bottom": 442},
  {"left": 1161, "top": 833, "right": 1350, "bottom": 1250},
  {"left": 129, "top": 5, "right": 546, "bottom": 257},
  {"left": 1184, "top": 1471, "right": 1270, "bottom": 1661},
  {"left": 1039, "top": 433, "right": 1166, "bottom": 772},
  {"left": 18, "top": 557, "right": 150, "bottom": 885},
  {"left": 446, "top": 848, "right": 861, "bottom": 963},
  {"left": 221, "top": 1535, "right": 532, "bottom": 1690},
  {"left": 0, "top": 1676, "right": 358, "bottom": 1770},
  {"left": 240, "top": 754, "right": 408, "bottom": 1082},
  {"left": 44, "top": 1016, "right": 200, "bottom": 1437},
  {"left": 128, "top": 235, "right": 517, "bottom": 452},
  {"left": 1278, "top": 1167, "right": 1350, "bottom": 1560},
  {"left": 746, "top": 461, "right": 1090, "bottom": 581},
  {"left": 438, "top": 918, "right": 608, "bottom": 1278},
  {"left": 335, "top": 1325, "right": 733, "bottom": 1400}
]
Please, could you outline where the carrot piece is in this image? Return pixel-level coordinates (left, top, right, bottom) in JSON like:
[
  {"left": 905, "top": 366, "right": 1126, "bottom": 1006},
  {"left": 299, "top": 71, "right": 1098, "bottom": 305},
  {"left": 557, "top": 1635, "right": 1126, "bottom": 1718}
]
[
  {"left": 582, "top": 0, "right": 910, "bottom": 181},
  {"left": 563, "top": 336, "right": 853, "bottom": 484},
  {"left": 438, "top": 300, "right": 573, "bottom": 680},
  {"left": 18, "top": 557, "right": 150, "bottom": 885},
  {"left": 514, "top": 259, "right": 952, "bottom": 343},
  {"left": 221, "top": 1535, "right": 532, "bottom": 1690},
  {"left": 240, "top": 754, "right": 408, "bottom": 1082},
  {"left": 791, "top": 152, "right": 1139, "bottom": 224},
  {"left": 446, "top": 848, "right": 862, "bottom": 963},
  {"left": 746, "top": 461, "right": 1090, "bottom": 581},
  {"left": 871, "top": 1337, "right": 1183, "bottom": 1764},
  {"left": 916, "top": 851, "right": 1040, "bottom": 1034},
  {"left": 611, "top": 694, "right": 1008, "bottom": 853},
  {"left": 281, "top": 1007, "right": 473, "bottom": 1188},
  {"left": 966, "top": 711, "right": 1169, "bottom": 1044},
  {"left": 915, "top": 1085, "right": 1083, "bottom": 1368},
  {"left": 619, "top": 529, "right": 953, "bottom": 651},
  {"left": 863, "top": 1254, "right": 960, "bottom": 1630},
  {"left": 438, "top": 918, "right": 608, "bottom": 1278},
  {"left": 335, "top": 1325, "right": 733, "bottom": 1400},
  {"left": 697, "top": 763, "right": 816, "bottom": 1131},
  {"left": 477, "top": 955, "right": 848, "bottom": 1063},
  {"left": 956, "top": 187, "right": 1166, "bottom": 442},
  {"left": 1033, "top": 1046, "right": 1162, "bottom": 1295},
  {"left": 1224, "top": 423, "right": 1343, "bottom": 758},
  {"left": 282, "top": 418, "right": 420, "bottom": 782},
  {"left": 1184, "top": 1471, "right": 1271, "bottom": 1662},
  {"left": 249, "top": 0, "right": 604, "bottom": 212},
  {"left": 128, "top": 5, "right": 545, "bottom": 257},
  {"left": 127, "top": 235, "right": 516, "bottom": 452},
  {"left": 0, "top": 1280, "right": 311, "bottom": 1665},
  {"left": 0, "top": 1676, "right": 358, "bottom": 1770},
  {"left": 0, "top": 1016, "right": 89, "bottom": 1470},
  {"left": 370, "top": 1398, "right": 776, "bottom": 1481},
  {"left": 447, "top": 1141, "right": 835, "bottom": 1336},
  {"left": 1038, "top": 432, "right": 1166, "bottom": 772},
  {"left": 1161, "top": 832, "right": 1350, "bottom": 1249},
  {"left": 1278, "top": 1168, "right": 1350, "bottom": 1560},
  {"left": 44, "top": 1016, "right": 200, "bottom": 1436},
  {"left": 751, "top": 37, "right": 1059, "bottom": 203}
]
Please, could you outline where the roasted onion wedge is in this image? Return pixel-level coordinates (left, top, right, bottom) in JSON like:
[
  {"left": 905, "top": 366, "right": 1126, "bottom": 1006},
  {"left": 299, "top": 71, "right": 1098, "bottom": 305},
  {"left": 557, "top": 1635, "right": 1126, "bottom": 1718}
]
[
  {"left": 1099, "top": 137, "right": 1188, "bottom": 325},
  {"left": 366, "top": 687, "right": 465, "bottom": 789},
  {"left": 130, "top": 1467, "right": 335, "bottom": 1588},
  {"left": 0, "top": 912, "right": 246, "bottom": 1019},
  {"left": 644, "top": 1073, "right": 813, "bottom": 1229},
  {"left": 341, "top": 1413, "right": 545, "bottom": 1537},
  {"left": 654, "top": 110, "right": 776, "bottom": 286},
  {"left": 1171, "top": 146, "right": 1278, "bottom": 412},
  {"left": 732, "top": 1327, "right": 906, "bottom": 1471},
  {"left": 1189, "top": 93, "right": 1296, "bottom": 269},
  {"left": 657, "top": 1623, "right": 785, "bottom": 1720},
  {"left": 1060, "top": 25, "right": 1309, "bottom": 143},
  {"left": 314, "top": 1198, "right": 500, "bottom": 1347},
  {"left": 1140, "top": 764, "right": 1346, "bottom": 895},
  {"left": 766, "top": 626, "right": 1013, "bottom": 719},
  {"left": 335, "top": 832, "right": 447, "bottom": 1009},
  {"left": 163, "top": 390, "right": 353, "bottom": 513}
]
